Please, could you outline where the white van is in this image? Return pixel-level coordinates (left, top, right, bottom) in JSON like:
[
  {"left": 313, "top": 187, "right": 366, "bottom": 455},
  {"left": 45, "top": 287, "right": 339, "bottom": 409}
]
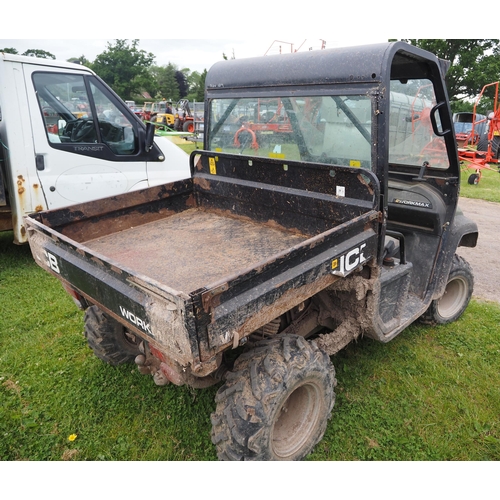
[{"left": 0, "top": 53, "right": 191, "bottom": 244}]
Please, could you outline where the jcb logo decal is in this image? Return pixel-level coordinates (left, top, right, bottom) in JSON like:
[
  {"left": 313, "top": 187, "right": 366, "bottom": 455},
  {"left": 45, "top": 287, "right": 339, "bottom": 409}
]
[
  {"left": 331, "top": 243, "right": 368, "bottom": 277},
  {"left": 44, "top": 250, "right": 60, "bottom": 274}
]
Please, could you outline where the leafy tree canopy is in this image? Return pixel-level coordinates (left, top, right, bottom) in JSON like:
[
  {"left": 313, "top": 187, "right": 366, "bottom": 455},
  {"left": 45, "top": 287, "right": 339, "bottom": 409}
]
[
  {"left": 188, "top": 69, "right": 207, "bottom": 102},
  {"left": 22, "top": 49, "right": 56, "bottom": 59},
  {"left": 3, "top": 40, "right": 212, "bottom": 105},
  {"left": 67, "top": 55, "right": 91, "bottom": 66},
  {"left": 1, "top": 47, "right": 56, "bottom": 59},
  {"left": 401, "top": 39, "right": 500, "bottom": 112},
  {"left": 147, "top": 63, "right": 181, "bottom": 103},
  {"left": 90, "top": 39, "right": 155, "bottom": 101},
  {"left": 175, "top": 70, "right": 189, "bottom": 98},
  {"left": 0, "top": 47, "right": 18, "bottom": 54}
]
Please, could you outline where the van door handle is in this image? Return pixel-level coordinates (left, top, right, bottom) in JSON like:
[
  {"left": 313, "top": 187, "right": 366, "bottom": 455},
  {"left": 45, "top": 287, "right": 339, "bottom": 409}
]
[{"left": 35, "top": 155, "right": 45, "bottom": 171}]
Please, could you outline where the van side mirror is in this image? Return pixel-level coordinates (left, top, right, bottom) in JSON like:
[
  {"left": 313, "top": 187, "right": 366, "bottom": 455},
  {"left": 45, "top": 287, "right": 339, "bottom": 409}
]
[{"left": 145, "top": 122, "right": 155, "bottom": 152}]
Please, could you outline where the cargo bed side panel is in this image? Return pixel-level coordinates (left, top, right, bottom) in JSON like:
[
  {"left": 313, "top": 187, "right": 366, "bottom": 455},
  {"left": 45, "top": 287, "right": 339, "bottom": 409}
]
[{"left": 27, "top": 225, "right": 200, "bottom": 367}]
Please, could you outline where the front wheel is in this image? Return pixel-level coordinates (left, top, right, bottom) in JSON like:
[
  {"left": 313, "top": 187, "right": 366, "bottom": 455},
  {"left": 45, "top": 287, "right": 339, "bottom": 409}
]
[
  {"left": 211, "top": 335, "right": 336, "bottom": 461},
  {"left": 420, "top": 254, "right": 474, "bottom": 325},
  {"left": 84, "top": 306, "right": 141, "bottom": 365}
]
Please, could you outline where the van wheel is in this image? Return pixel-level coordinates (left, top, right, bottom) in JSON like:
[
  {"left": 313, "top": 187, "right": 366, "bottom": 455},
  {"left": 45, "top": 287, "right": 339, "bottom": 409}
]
[
  {"left": 84, "top": 306, "right": 141, "bottom": 365},
  {"left": 211, "top": 335, "right": 336, "bottom": 461},
  {"left": 420, "top": 255, "right": 473, "bottom": 325}
]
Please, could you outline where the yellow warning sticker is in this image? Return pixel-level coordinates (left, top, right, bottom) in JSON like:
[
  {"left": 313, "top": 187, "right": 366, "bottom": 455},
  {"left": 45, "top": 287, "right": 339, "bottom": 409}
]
[
  {"left": 209, "top": 157, "right": 217, "bottom": 175},
  {"left": 350, "top": 160, "right": 361, "bottom": 168}
]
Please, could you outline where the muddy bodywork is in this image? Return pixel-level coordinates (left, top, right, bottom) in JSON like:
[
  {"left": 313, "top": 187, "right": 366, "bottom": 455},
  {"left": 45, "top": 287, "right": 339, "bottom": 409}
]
[
  {"left": 24, "top": 42, "right": 482, "bottom": 461},
  {"left": 26, "top": 150, "right": 380, "bottom": 381}
]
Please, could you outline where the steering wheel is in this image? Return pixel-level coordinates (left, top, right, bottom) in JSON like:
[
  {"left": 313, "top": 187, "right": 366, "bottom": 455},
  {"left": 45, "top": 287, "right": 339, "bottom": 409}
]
[{"left": 71, "top": 119, "right": 96, "bottom": 142}]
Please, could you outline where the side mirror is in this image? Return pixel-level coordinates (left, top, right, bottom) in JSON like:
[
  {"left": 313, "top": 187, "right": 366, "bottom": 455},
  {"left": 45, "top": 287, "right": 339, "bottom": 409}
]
[{"left": 145, "top": 122, "right": 155, "bottom": 152}]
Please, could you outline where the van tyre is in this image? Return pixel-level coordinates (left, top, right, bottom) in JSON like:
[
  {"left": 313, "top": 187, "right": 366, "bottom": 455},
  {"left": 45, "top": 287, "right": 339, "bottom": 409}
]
[
  {"left": 420, "top": 254, "right": 473, "bottom": 325},
  {"left": 83, "top": 306, "right": 141, "bottom": 365},
  {"left": 211, "top": 334, "right": 336, "bottom": 461}
]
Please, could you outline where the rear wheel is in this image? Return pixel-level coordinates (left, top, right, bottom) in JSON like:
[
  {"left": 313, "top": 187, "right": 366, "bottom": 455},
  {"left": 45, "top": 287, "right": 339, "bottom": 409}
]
[
  {"left": 420, "top": 254, "right": 473, "bottom": 325},
  {"left": 84, "top": 306, "right": 141, "bottom": 365},
  {"left": 211, "top": 334, "right": 336, "bottom": 461}
]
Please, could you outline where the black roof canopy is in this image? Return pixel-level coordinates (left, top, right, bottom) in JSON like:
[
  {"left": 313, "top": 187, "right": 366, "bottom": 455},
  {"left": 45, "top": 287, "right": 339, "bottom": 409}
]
[{"left": 205, "top": 41, "right": 448, "bottom": 92}]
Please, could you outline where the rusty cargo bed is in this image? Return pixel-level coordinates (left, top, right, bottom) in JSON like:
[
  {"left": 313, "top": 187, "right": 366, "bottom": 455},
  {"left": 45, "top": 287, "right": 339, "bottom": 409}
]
[
  {"left": 84, "top": 208, "right": 309, "bottom": 293},
  {"left": 26, "top": 151, "right": 380, "bottom": 373}
]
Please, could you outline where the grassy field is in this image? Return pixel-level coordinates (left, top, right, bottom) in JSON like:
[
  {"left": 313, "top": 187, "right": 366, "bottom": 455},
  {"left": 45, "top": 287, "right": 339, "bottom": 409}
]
[
  {"left": 460, "top": 163, "right": 500, "bottom": 203},
  {"left": 1, "top": 145, "right": 500, "bottom": 463},
  {"left": 1, "top": 233, "right": 499, "bottom": 461}
]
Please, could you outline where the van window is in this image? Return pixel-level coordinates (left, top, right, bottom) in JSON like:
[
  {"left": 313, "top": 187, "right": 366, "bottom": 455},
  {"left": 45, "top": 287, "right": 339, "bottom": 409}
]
[
  {"left": 33, "top": 72, "right": 137, "bottom": 155},
  {"left": 89, "top": 80, "right": 136, "bottom": 155}
]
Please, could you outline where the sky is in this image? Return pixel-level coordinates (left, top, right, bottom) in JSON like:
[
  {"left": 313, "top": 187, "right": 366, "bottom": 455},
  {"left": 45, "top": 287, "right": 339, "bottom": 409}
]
[
  {"left": 0, "top": 38, "right": 389, "bottom": 74},
  {"left": 1, "top": 1, "right": 469, "bottom": 75},
  {"left": 3, "top": 0, "right": 489, "bottom": 76}
]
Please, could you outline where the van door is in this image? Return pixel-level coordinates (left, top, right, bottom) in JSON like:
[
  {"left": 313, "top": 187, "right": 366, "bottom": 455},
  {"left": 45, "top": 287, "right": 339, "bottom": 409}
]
[{"left": 24, "top": 66, "right": 151, "bottom": 209}]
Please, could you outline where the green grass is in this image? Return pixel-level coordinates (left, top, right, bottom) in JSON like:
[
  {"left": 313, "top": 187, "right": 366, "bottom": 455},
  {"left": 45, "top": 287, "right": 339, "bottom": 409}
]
[
  {"left": 175, "top": 140, "right": 200, "bottom": 155},
  {"left": 1, "top": 230, "right": 500, "bottom": 461},
  {"left": 460, "top": 162, "right": 500, "bottom": 202},
  {"left": 2, "top": 144, "right": 500, "bottom": 461}
]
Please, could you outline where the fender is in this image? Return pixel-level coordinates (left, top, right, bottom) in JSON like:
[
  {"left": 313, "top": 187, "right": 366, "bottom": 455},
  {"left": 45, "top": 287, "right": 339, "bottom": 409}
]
[{"left": 430, "top": 209, "right": 478, "bottom": 299}]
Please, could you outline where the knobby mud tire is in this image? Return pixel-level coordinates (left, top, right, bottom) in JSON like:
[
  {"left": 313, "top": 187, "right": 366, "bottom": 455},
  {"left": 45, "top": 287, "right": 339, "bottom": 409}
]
[
  {"left": 83, "top": 306, "right": 141, "bottom": 366},
  {"left": 211, "top": 334, "right": 336, "bottom": 461},
  {"left": 420, "top": 254, "right": 474, "bottom": 325}
]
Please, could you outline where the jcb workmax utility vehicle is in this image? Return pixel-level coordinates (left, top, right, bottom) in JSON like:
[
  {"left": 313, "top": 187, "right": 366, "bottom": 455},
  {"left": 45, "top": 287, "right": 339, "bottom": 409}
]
[{"left": 26, "top": 42, "right": 478, "bottom": 461}]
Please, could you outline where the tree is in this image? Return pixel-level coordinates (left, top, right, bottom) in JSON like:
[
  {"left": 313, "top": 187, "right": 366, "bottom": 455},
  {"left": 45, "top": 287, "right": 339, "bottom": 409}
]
[
  {"left": 175, "top": 70, "right": 189, "bottom": 98},
  {"left": 90, "top": 39, "right": 155, "bottom": 100},
  {"left": 22, "top": 49, "right": 56, "bottom": 59},
  {"left": 0, "top": 47, "right": 18, "bottom": 54},
  {"left": 188, "top": 69, "right": 207, "bottom": 102},
  {"left": 401, "top": 39, "right": 500, "bottom": 112},
  {"left": 148, "top": 63, "right": 180, "bottom": 103},
  {"left": 67, "top": 55, "right": 91, "bottom": 66},
  {"left": 1, "top": 47, "right": 56, "bottom": 58}
]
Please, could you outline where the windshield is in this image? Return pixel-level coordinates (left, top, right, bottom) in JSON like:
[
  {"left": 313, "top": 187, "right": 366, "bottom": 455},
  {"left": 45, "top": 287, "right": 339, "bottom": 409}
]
[{"left": 208, "top": 95, "right": 373, "bottom": 169}]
